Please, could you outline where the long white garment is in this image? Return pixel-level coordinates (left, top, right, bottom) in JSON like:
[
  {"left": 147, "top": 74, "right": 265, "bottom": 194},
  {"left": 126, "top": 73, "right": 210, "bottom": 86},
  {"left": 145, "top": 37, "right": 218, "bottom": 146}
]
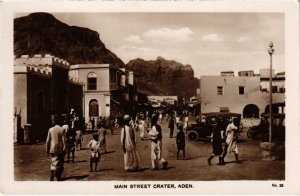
[
  {"left": 225, "top": 123, "right": 238, "bottom": 153},
  {"left": 138, "top": 120, "right": 146, "bottom": 139},
  {"left": 121, "top": 125, "right": 140, "bottom": 170},
  {"left": 149, "top": 126, "right": 166, "bottom": 169}
]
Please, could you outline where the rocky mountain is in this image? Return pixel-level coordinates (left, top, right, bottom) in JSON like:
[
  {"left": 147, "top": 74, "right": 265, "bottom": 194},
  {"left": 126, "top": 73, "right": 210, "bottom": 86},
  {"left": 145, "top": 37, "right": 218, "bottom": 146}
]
[
  {"left": 126, "top": 57, "right": 199, "bottom": 97},
  {"left": 14, "top": 12, "right": 124, "bottom": 68},
  {"left": 14, "top": 13, "right": 199, "bottom": 97}
]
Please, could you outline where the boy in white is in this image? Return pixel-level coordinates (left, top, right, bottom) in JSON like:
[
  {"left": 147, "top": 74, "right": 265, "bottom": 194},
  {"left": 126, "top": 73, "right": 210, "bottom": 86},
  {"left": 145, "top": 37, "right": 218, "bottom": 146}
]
[{"left": 87, "top": 133, "right": 101, "bottom": 172}]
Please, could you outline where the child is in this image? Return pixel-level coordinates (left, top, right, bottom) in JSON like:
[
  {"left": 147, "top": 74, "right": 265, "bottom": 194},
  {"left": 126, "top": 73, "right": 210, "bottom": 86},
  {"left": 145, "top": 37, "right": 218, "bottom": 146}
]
[
  {"left": 75, "top": 130, "right": 83, "bottom": 151},
  {"left": 176, "top": 125, "right": 185, "bottom": 160},
  {"left": 66, "top": 135, "right": 76, "bottom": 163},
  {"left": 87, "top": 133, "right": 101, "bottom": 172}
]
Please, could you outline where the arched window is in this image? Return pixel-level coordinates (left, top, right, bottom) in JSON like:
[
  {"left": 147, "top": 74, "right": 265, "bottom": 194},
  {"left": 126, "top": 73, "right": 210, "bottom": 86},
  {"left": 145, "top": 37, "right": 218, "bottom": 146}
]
[
  {"left": 243, "top": 104, "right": 259, "bottom": 118},
  {"left": 89, "top": 99, "right": 99, "bottom": 117},
  {"left": 37, "top": 90, "right": 44, "bottom": 115},
  {"left": 87, "top": 72, "right": 97, "bottom": 90}
]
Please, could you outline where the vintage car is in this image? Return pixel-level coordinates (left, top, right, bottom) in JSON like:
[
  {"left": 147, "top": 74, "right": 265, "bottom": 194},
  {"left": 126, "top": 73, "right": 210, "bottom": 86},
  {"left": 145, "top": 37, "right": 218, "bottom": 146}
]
[
  {"left": 247, "top": 113, "right": 285, "bottom": 142},
  {"left": 186, "top": 112, "right": 242, "bottom": 142}
]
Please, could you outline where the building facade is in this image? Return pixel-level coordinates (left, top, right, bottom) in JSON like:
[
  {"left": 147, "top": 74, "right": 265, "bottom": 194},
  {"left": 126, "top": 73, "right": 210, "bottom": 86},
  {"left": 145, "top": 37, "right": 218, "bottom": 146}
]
[
  {"left": 69, "top": 64, "right": 124, "bottom": 120},
  {"left": 14, "top": 54, "right": 83, "bottom": 142},
  {"left": 200, "top": 69, "right": 285, "bottom": 118}
]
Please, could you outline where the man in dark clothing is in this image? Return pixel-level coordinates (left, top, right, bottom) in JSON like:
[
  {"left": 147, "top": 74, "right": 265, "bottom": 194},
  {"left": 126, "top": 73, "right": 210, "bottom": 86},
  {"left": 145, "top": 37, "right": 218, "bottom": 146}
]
[
  {"left": 176, "top": 125, "right": 185, "bottom": 160},
  {"left": 168, "top": 115, "right": 175, "bottom": 138},
  {"left": 208, "top": 120, "right": 224, "bottom": 166}
]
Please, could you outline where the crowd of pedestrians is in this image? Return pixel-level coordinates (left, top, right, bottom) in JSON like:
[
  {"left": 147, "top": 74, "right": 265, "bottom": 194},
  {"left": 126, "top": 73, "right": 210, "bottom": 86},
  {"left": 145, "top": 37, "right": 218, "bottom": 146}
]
[{"left": 45, "top": 108, "right": 242, "bottom": 181}]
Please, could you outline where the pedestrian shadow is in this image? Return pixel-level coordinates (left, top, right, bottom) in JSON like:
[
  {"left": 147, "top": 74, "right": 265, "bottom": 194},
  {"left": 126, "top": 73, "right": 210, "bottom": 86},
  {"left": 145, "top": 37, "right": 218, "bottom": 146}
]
[
  {"left": 124, "top": 167, "right": 150, "bottom": 173},
  {"left": 101, "top": 150, "right": 115, "bottom": 155},
  {"left": 223, "top": 159, "right": 246, "bottom": 165},
  {"left": 136, "top": 167, "right": 151, "bottom": 172},
  {"left": 163, "top": 166, "right": 175, "bottom": 171},
  {"left": 74, "top": 160, "right": 88, "bottom": 163},
  {"left": 62, "top": 174, "right": 89, "bottom": 181},
  {"left": 95, "top": 168, "right": 114, "bottom": 172},
  {"left": 77, "top": 147, "right": 89, "bottom": 151},
  {"left": 183, "top": 156, "right": 203, "bottom": 160}
]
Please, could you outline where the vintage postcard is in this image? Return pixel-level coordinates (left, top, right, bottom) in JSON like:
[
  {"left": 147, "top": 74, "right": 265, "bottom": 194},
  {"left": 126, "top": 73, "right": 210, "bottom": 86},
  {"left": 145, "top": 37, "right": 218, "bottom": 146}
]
[{"left": 0, "top": 0, "right": 299, "bottom": 195}]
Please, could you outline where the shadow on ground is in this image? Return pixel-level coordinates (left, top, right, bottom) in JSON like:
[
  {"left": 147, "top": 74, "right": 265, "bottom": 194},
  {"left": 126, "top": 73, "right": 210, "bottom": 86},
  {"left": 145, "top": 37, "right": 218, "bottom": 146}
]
[{"left": 62, "top": 174, "right": 89, "bottom": 181}]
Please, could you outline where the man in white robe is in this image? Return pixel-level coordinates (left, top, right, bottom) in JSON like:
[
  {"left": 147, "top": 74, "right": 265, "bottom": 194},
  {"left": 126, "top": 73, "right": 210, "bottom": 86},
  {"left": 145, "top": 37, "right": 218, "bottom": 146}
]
[
  {"left": 222, "top": 118, "right": 242, "bottom": 164},
  {"left": 121, "top": 115, "right": 140, "bottom": 172}
]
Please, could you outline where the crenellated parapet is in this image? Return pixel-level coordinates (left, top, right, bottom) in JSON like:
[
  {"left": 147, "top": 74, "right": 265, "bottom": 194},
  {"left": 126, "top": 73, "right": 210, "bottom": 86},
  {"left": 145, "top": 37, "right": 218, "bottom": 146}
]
[
  {"left": 69, "top": 76, "right": 84, "bottom": 85},
  {"left": 14, "top": 54, "right": 70, "bottom": 70}
]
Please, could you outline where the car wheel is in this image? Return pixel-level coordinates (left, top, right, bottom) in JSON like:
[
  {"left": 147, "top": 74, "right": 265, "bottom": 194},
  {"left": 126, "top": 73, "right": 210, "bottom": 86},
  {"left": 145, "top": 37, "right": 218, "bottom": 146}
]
[
  {"left": 187, "top": 131, "right": 198, "bottom": 142},
  {"left": 247, "top": 127, "right": 254, "bottom": 138}
]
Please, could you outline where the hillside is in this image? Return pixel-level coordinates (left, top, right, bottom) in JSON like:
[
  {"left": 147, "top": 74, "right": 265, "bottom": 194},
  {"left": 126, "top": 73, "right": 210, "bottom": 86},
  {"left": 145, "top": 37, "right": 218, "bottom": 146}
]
[
  {"left": 14, "top": 13, "right": 199, "bottom": 97},
  {"left": 126, "top": 57, "right": 199, "bottom": 97},
  {"left": 14, "top": 12, "right": 124, "bottom": 68}
]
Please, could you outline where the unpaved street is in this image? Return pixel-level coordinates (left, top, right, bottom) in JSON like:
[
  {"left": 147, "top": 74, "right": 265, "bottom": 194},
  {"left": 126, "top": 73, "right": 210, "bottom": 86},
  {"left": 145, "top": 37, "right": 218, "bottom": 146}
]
[{"left": 14, "top": 118, "right": 284, "bottom": 181}]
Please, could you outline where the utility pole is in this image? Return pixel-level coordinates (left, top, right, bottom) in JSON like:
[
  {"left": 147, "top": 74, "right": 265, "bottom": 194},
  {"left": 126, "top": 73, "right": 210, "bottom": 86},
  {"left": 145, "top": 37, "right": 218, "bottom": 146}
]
[{"left": 268, "top": 42, "right": 274, "bottom": 142}]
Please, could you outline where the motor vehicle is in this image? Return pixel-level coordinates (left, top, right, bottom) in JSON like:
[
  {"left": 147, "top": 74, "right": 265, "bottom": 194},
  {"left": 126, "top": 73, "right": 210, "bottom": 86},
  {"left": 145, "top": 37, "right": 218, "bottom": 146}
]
[
  {"left": 249, "top": 113, "right": 285, "bottom": 142},
  {"left": 186, "top": 112, "right": 242, "bottom": 142}
]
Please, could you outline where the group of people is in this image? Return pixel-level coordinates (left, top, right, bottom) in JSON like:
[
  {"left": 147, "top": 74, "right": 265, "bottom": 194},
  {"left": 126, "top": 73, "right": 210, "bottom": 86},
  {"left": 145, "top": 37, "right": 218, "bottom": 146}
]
[
  {"left": 120, "top": 110, "right": 189, "bottom": 172},
  {"left": 45, "top": 108, "right": 242, "bottom": 181},
  {"left": 207, "top": 117, "right": 242, "bottom": 166},
  {"left": 120, "top": 113, "right": 170, "bottom": 172}
]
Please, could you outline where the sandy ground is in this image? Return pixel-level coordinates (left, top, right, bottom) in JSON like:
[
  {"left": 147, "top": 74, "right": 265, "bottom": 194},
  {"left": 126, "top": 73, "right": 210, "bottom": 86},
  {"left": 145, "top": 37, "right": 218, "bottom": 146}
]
[{"left": 14, "top": 117, "right": 284, "bottom": 181}]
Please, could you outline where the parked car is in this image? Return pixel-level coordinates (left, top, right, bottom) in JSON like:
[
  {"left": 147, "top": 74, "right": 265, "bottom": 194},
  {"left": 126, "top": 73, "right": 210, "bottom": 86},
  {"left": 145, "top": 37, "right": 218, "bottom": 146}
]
[
  {"left": 186, "top": 112, "right": 242, "bottom": 142},
  {"left": 250, "top": 113, "right": 285, "bottom": 142}
]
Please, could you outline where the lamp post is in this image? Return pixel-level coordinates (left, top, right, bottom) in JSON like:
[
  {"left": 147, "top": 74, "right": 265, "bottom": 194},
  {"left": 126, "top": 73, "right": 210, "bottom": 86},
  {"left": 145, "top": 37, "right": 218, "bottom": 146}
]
[{"left": 268, "top": 42, "right": 274, "bottom": 143}]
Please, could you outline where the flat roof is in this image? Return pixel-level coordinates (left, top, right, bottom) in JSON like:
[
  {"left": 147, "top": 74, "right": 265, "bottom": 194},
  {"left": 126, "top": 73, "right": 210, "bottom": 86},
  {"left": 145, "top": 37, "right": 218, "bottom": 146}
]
[{"left": 70, "top": 64, "right": 110, "bottom": 69}]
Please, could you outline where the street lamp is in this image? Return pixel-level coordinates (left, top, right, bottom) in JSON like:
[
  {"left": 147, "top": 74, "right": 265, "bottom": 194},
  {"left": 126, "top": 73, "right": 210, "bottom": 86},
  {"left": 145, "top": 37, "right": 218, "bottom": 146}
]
[{"left": 268, "top": 42, "right": 274, "bottom": 142}]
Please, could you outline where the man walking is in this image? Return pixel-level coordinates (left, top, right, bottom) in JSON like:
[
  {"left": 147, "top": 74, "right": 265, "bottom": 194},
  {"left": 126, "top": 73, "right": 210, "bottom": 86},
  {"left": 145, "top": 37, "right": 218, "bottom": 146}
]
[
  {"left": 168, "top": 115, "right": 175, "bottom": 138},
  {"left": 148, "top": 115, "right": 168, "bottom": 170},
  {"left": 121, "top": 115, "right": 140, "bottom": 172},
  {"left": 221, "top": 118, "right": 242, "bottom": 164},
  {"left": 46, "top": 114, "right": 65, "bottom": 181}
]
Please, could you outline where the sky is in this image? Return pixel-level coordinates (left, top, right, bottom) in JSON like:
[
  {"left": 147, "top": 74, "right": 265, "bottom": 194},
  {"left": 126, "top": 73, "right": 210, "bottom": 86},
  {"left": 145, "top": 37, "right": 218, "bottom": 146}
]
[{"left": 16, "top": 12, "right": 285, "bottom": 78}]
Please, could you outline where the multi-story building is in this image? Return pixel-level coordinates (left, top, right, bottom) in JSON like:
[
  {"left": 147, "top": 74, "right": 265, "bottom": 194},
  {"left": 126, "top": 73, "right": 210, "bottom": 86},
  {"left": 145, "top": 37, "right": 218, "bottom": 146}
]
[
  {"left": 69, "top": 64, "right": 126, "bottom": 120},
  {"left": 200, "top": 69, "right": 285, "bottom": 118},
  {"left": 69, "top": 64, "right": 146, "bottom": 122},
  {"left": 14, "top": 54, "right": 83, "bottom": 142}
]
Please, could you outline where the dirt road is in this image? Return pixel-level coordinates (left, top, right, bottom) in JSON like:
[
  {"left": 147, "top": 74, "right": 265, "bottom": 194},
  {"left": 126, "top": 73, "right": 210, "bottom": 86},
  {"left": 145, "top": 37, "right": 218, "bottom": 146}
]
[{"left": 14, "top": 117, "right": 284, "bottom": 181}]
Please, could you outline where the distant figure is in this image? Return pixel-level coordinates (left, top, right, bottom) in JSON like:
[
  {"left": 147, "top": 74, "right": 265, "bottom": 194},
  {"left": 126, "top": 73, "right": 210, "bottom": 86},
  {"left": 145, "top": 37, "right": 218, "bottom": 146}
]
[
  {"left": 168, "top": 115, "right": 175, "bottom": 138},
  {"left": 98, "top": 124, "right": 107, "bottom": 153},
  {"left": 159, "top": 113, "right": 163, "bottom": 123},
  {"left": 113, "top": 116, "right": 119, "bottom": 135},
  {"left": 175, "top": 115, "right": 180, "bottom": 129},
  {"left": 207, "top": 120, "right": 224, "bottom": 166},
  {"left": 91, "top": 118, "right": 95, "bottom": 131},
  {"left": 75, "top": 130, "right": 83, "bottom": 151},
  {"left": 221, "top": 118, "right": 242, "bottom": 164},
  {"left": 176, "top": 125, "right": 185, "bottom": 160},
  {"left": 46, "top": 114, "right": 65, "bottom": 181},
  {"left": 138, "top": 115, "right": 147, "bottom": 141},
  {"left": 87, "top": 133, "right": 101, "bottom": 172},
  {"left": 65, "top": 134, "right": 76, "bottom": 163},
  {"left": 148, "top": 115, "right": 168, "bottom": 170},
  {"left": 121, "top": 115, "right": 140, "bottom": 172}
]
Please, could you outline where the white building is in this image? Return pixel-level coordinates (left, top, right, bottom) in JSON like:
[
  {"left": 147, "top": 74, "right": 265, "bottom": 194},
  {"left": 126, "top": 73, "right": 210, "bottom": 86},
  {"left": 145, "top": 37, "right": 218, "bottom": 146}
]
[
  {"left": 200, "top": 69, "right": 285, "bottom": 118},
  {"left": 69, "top": 64, "right": 125, "bottom": 120}
]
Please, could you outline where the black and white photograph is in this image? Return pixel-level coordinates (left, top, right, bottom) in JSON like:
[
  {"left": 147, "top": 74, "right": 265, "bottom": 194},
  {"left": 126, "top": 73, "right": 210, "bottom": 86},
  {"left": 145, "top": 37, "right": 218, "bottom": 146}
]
[{"left": 0, "top": 1, "right": 299, "bottom": 195}]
